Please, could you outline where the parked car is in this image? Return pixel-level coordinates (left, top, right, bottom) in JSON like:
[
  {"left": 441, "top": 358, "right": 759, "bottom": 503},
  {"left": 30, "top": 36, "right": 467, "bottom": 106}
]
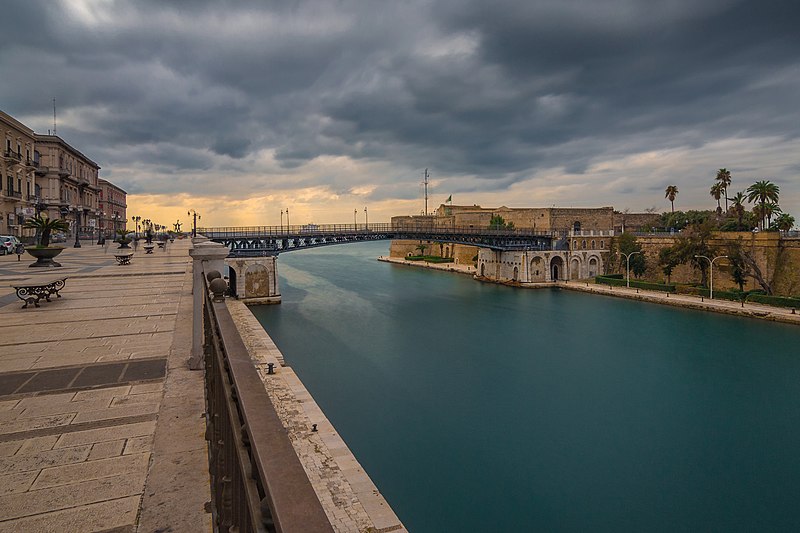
[
  {"left": 0, "top": 235, "right": 21, "bottom": 255},
  {"left": 51, "top": 232, "right": 67, "bottom": 243}
]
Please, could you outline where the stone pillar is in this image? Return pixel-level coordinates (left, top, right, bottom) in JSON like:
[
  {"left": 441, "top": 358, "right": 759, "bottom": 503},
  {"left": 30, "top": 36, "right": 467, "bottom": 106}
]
[{"left": 188, "top": 241, "right": 230, "bottom": 370}]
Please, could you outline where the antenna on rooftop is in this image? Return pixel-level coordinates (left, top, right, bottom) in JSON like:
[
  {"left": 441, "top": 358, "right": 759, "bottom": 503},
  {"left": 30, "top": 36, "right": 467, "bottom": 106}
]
[
  {"left": 53, "top": 98, "right": 57, "bottom": 136},
  {"left": 422, "top": 168, "right": 430, "bottom": 215}
]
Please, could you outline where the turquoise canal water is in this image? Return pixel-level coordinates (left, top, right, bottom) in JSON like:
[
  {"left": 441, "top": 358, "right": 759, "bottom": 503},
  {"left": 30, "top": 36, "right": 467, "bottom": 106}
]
[{"left": 250, "top": 241, "right": 800, "bottom": 532}]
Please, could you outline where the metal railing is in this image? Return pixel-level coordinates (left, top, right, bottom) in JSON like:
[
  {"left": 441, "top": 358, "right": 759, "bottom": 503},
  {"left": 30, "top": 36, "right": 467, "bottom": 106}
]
[
  {"left": 200, "top": 223, "right": 556, "bottom": 238},
  {"left": 201, "top": 272, "right": 333, "bottom": 533}
]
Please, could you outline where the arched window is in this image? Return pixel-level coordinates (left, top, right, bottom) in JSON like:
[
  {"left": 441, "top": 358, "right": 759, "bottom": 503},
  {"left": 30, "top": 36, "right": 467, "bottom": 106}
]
[
  {"left": 581, "top": 240, "right": 586, "bottom": 249},
  {"left": 573, "top": 221, "right": 581, "bottom": 232},
  {"left": 591, "top": 240, "right": 596, "bottom": 249},
  {"left": 600, "top": 241, "right": 605, "bottom": 249}
]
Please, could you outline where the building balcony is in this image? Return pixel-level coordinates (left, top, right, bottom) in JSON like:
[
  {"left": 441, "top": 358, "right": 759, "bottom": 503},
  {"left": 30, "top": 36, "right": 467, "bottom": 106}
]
[
  {"left": 3, "top": 150, "right": 21, "bottom": 162},
  {"left": 4, "top": 190, "right": 23, "bottom": 199}
]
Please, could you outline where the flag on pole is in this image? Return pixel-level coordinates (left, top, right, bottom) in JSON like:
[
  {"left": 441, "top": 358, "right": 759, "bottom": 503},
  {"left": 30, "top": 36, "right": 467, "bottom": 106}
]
[{"left": 446, "top": 195, "right": 452, "bottom": 203}]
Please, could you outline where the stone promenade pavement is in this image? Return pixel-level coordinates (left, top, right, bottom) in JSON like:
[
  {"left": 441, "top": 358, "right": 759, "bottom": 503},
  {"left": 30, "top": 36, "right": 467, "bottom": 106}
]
[{"left": 0, "top": 239, "right": 210, "bottom": 532}]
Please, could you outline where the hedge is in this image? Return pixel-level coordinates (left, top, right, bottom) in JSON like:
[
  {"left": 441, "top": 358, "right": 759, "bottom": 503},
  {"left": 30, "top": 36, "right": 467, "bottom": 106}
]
[
  {"left": 595, "top": 276, "right": 676, "bottom": 293},
  {"left": 747, "top": 294, "right": 800, "bottom": 308},
  {"left": 406, "top": 255, "right": 454, "bottom": 263}
]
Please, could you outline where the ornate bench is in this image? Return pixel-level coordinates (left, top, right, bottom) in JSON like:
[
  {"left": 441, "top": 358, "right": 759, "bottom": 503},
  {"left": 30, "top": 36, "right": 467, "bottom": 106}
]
[
  {"left": 115, "top": 253, "right": 133, "bottom": 265},
  {"left": 13, "top": 277, "right": 68, "bottom": 308}
]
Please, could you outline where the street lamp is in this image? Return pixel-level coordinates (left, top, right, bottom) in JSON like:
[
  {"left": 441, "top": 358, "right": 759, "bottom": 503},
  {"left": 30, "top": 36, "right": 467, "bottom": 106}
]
[
  {"left": 354, "top": 209, "right": 357, "bottom": 227},
  {"left": 619, "top": 251, "right": 641, "bottom": 288},
  {"left": 187, "top": 210, "right": 200, "bottom": 237},
  {"left": 285, "top": 207, "right": 289, "bottom": 231},
  {"left": 280, "top": 209, "right": 284, "bottom": 232},
  {"left": 694, "top": 254, "right": 728, "bottom": 299},
  {"left": 73, "top": 207, "right": 81, "bottom": 248},
  {"left": 364, "top": 207, "right": 368, "bottom": 230}
]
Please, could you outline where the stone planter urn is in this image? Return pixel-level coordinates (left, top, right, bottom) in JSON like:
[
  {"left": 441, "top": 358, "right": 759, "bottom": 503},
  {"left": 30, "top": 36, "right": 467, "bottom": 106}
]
[
  {"left": 117, "top": 241, "right": 132, "bottom": 249},
  {"left": 27, "top": 247, "right": 65, "bottom": 268}
]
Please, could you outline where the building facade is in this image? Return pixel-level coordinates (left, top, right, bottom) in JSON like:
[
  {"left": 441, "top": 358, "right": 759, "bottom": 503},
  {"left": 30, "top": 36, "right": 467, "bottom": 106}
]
[
  {"left": 34, "top": 134, "right": 102, "bottom": 239},
  {"left": 98, "top": 178, "right": 127, "bottom": 236},
  {"left": 0, "top": 111, "right": 37, "bottom": 237}
]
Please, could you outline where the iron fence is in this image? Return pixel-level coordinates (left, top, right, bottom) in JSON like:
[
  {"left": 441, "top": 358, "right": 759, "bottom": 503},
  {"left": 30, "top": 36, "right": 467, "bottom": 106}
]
[{"left": 201, "top": 272, "right": 333, "bottom": 533}]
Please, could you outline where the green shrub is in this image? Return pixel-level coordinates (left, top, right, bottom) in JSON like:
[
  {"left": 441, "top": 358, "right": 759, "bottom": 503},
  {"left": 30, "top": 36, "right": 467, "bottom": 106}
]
[
  {"left": 595, "top": 276, "right": 676, "bottom": 293},
  {"left": 747, "top": 294, "right": 800, "bottom": 308},
  {"left": 405, "top": 255, "right": 454, "bottom": 263}
]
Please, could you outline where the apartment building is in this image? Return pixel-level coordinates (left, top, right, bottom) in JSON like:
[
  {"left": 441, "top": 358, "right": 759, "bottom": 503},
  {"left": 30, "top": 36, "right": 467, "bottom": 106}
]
[
  {"left": 98, "top": 178, "right": 127, "bottom": 235},
  {"left": 0, "top": 111, "right": 37, "bottom": 237}
]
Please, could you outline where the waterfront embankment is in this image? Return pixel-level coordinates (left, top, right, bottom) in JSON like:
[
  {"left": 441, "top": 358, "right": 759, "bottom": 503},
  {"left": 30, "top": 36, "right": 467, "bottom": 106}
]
[
  {"left": 382, "top": 254, "right": 800, "bottom": 325},
  {"left": 225, "top": 299, "right": 407, "bottom": 532}
]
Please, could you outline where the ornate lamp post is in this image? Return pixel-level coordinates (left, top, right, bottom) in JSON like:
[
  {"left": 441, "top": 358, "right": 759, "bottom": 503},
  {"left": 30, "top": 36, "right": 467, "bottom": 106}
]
[
  {"left": 280, "top": 209, "right": 284, "bottom": 233},
  {"left": 354, "top": 209, "right": 357, "bottom": 227},
  {"left": 97, "top": 212, "right": 106, "bottom": 244},
  {"left": 694, "top": 254, "right": 728, "bottom": 299},
  {"left": 73, "top": 206, "right": 81, "bottom": 248},
  {"left": 620, "top": 251, "right": 641, "bottom": 288},
  {"left": 131, "top": 215, "right": 141, "bottom": 239},
  {"left": 285, "top": 207, "right": 289, "bottom": 231},
  {"left": 364, "top": 206, "right": 368, "bottom": 230},
  {"left": 187, "top": 209, "right": 200, "bottom": 237}
]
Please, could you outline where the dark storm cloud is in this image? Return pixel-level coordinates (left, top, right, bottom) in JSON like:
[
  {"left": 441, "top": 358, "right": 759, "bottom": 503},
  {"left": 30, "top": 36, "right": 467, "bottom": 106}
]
[{"left": 0, "top": 0, "right": 798, "bottom": 207}]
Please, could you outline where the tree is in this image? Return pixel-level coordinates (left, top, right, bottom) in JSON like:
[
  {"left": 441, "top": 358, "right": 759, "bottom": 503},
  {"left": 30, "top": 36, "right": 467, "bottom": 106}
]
[
  {"left": 489, "top": 214, "right": 514, "bottom": 230},
  {"left": 762, "top": 202, "right": 781, "bottom": 229},
  {"left": 710, "top": 183, "right": 724, "bottom": 213},
  {"left": 773, "top": 213, "right": 795, "bottom": 232},
  {"left": 715, "top": 168, "right": 732, "bottom": 211},
  {"left": 725, "top": 240, "right": 750, "bottom": 292},
  {"left": 617, "top": 232, "right": 646, "bottom": 278},
  {"left": 665, "top": 185, "right": 679, "bottom": 213},
  {"left": 670, "top": 220, "right": 716, "bottom": 286},
  {"left": 729, "top": 191, "right": 747, "bottom": 230},
  {"left": 658, "top": 246, "right": 680, "bottom": 284},
  {"left": 23, "top": 214, "right": 70, "bottom": 247},
  {"left": 746, "top": 180, "right": 780, "bottom": 230},
  {"left": 415, "top": 242, "right": 427, "bottom": 256}
]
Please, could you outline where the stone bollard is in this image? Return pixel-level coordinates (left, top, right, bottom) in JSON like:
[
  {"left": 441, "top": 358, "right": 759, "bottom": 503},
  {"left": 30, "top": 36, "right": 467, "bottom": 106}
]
[{"left": 188, "top": 242, "right": 231, "bottom": 370}]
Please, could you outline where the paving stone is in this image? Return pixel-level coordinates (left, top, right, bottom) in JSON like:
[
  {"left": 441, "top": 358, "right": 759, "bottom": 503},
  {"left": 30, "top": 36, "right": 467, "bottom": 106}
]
[
  {"left": 55, "top": 421, "right": 156, "bottom": 448},
  {"left": 0, "top": 400, "right": 19, "bottom": 412},
  {"left": 71, "top": 363, "right": 126, "bottom": 388},
  {"left": 16, "top": 435, "right": 59, "bottom": 455},
  {"left": 0, "top": 494, "right": 141, "bottom": 533},
  {"left": 15, "top": 392, "right": 76, "bottom": 410},
  {"left": 0, "top": 373, "right": 33, "bottom": 396},
  {"left": 0, "top": 445, "right": 91, "bottom": 474},
  {"left": 111, "top": 392, "right": 162, "bottom": 406},
  {"left": 121, "top": 359, "right": 166, "bottom": 381},
  {"left": 72, "top": 385, "right": 131, "bottom": 402},
  {"left": 31, "top": 452, "right": 149, "bottom": 490},
  {"left": 72, "top": 402, "right": 160, "bottom": 424},
  {"left": 0, "top": 441, "right": 22, "bottom": 457},
  {"left": 122, "top": 435, "right": 152, "bottom": 456},
  {"left": 128, "top": 382, "right": 163, "bottom": 395},
  {"left": 16, "top": 368, "right": 80, "bottom": 394},
  {"left": 0, "top": 473, "right": 146, "bottom": 521},
  {"left": 0, "top": 413, "right": 75, "bottom": 437},
  {"left": 89, "top": 440, "right": 125, "bottom": 460},
  {"left": 19, "top": 398, "right": 111, "bottom": 419},
  {"left": 0, "top": 471, "right": 38, "bottom": 495}
]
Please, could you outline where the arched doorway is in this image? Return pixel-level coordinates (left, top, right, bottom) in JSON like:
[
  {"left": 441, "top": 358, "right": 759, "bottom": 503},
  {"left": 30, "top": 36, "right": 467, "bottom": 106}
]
[
  {"left": 550, "top": 256, "right": 564, "bottom": 281},
  {"left": 480, "top": 263, "right": 485, "bottom": 277},
  {"left": 530, "top": 257, "right": 545, "bottom": 282},
  {"left": 228, "top": 266, "right": 238, "bottom": 297},
  {"left": 513, "top": 266, "right": 519, "bottom": 281},
  {"left": 570, "top": 258, "right": 580, "bottom": 280},
  {"left": 588, "top": 257, "right": 598, "bottom": 277}
]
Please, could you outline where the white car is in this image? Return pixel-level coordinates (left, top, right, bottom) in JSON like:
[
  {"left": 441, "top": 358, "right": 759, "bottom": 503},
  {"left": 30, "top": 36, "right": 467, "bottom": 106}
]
[{"left": 0, "top": 235, "right": 21, "bottom": 255}]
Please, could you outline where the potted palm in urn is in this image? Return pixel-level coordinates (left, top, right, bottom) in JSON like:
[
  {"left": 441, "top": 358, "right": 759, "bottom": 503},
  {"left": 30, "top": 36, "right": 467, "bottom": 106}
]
[
  {"left": 23, "top": 214, "right": 70, "bottom": 267},
  {"left": 115, "top": 229, "right": 132, "bottom": 249}
]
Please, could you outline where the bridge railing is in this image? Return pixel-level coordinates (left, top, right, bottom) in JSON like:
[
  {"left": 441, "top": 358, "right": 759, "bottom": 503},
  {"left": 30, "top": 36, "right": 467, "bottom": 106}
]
[
  {"left": 199, "top": 224, "right": 556, "bottom": 238},
  {"left": 200, "top": 269, "right": 333, "bottom": 532}
]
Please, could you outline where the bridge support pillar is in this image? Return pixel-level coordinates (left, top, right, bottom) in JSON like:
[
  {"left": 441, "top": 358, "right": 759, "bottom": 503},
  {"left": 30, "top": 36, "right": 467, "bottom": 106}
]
[{"left": 226, "top": 256, "right": 281, "bottom": 305}]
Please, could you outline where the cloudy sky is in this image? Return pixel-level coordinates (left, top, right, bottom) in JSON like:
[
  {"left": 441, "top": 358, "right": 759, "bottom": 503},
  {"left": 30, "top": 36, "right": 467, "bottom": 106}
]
[{"left": 2, "top": 0, "right": 798, "bottom": 227}]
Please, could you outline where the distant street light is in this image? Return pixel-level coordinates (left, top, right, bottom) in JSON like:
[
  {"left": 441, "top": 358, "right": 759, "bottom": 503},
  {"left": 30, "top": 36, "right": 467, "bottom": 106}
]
[
  {"left": 280, "top": 209, "right": 284, "bottom": 233},
  {"left": 364, "top": 207, "right": 368, "bottom": 230},
  {"left": 620, "top": 251, "right": 641, "bottom": 288},
  {"left": 354, "top": 209, "right": 357, "bottom": 227},
  {"left": 694, "top": 254, "right": 728, "bottom": 299},
  {"left": 187, "top": 210, "right": 200, "bottom": 237}
]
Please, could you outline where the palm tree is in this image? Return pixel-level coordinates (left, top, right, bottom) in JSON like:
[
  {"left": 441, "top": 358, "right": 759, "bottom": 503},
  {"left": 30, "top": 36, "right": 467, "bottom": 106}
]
[
  {"left": 762, "top": 202, "right": 781, "bottom": 229},
  {"left": 773, "top": 213, "right": 795, "bottom": 232},
  {"left": 730, "top": 191, "right": 747, "bottom": 229},
  {"left": 23, "top": 214, "right": 70, "bottom": 247},
  {"left": 665, "top": 185, "right": 679, "bottom": 213},
  {"left": 746, "top": 180, "right": 780, "bottom": 229},
  {"left": 715, "top": 168, "right": 732, "bottom": 211},
  {"left": 709, "top": 183, "right": 724, "bottom": 213}
]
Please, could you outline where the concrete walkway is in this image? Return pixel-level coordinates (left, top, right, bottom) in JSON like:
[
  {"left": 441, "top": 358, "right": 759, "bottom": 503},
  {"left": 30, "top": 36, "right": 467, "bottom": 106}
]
[{"left": 0, "top": 239, "right": 210, "bottom": 532}]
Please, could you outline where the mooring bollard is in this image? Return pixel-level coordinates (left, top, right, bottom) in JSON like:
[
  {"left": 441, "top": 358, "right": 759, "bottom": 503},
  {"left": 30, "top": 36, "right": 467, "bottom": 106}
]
[
  {"left": 312, "top": 423, "right": 318, "bottom": 432},
  {"left": 267, "top": 362, "right": 275, "bottom": 374},
  {"left": 792, "top": 308, "right": 796, "bottom": 315}
]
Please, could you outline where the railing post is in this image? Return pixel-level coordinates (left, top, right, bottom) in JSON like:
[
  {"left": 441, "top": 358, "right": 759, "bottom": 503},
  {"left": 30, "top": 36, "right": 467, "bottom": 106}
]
[{"left": 189, "top": 241, "right": 232, "bottom": 370}]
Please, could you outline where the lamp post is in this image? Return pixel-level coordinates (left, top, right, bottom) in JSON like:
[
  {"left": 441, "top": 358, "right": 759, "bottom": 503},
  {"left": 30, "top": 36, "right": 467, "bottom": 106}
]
[
  {"left": 285, "top": 207, "right": 289, "bottom": 231},
  {"left": 354, "top": 209, "right": 357, "bottom": 228},
  {"left": 619, "top": 251, "right": 641, "bottom": 288},
  {"left": 280, "top": 209, "right": 284, "bottom": 233},
  {"left": 364, "top": 207, "right": 368, "bottom": 230},
  {"left": 97, "top": 212, "right": 106, "bottom": 244},
  {"left": 694, "top": 254, "right": 728, "bottom": 299},
  {"left": 73, "top": 207, "right": 81, "bottom": 248},
  {"left": 187, "top": 210, "right": 200, "bottom": 237}
]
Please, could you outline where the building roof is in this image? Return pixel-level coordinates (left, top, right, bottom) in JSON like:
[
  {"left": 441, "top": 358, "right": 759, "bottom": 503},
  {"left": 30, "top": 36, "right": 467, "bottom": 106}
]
[
  {"left": 98, "top": 178, "right": 127, "bottom": 195},
  {"left": 0, "top": 110, "right": 35, "bottom": 138},
  {"left": 34, "top": 134, "right": 101, "bottom": 169}
]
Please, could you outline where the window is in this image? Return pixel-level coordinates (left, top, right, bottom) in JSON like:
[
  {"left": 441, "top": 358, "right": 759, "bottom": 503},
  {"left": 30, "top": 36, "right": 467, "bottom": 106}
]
[
  {"left": 581, "top": 240, "right": 586, "bottom": 249},
  {"left": 7, "top": 175, "right": 13, "bottom": 192},
  {"left": 600, "top": 241, "right": 605, "bottom": 249},
  {"left": 591, "top": 240, "right": 596, "bottom": 249}
]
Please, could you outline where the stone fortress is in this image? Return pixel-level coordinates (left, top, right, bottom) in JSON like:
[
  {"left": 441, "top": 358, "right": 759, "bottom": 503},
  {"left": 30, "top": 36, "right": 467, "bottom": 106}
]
[{"left": 390, "top": 204, "right": 660, "bottom": 283}]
